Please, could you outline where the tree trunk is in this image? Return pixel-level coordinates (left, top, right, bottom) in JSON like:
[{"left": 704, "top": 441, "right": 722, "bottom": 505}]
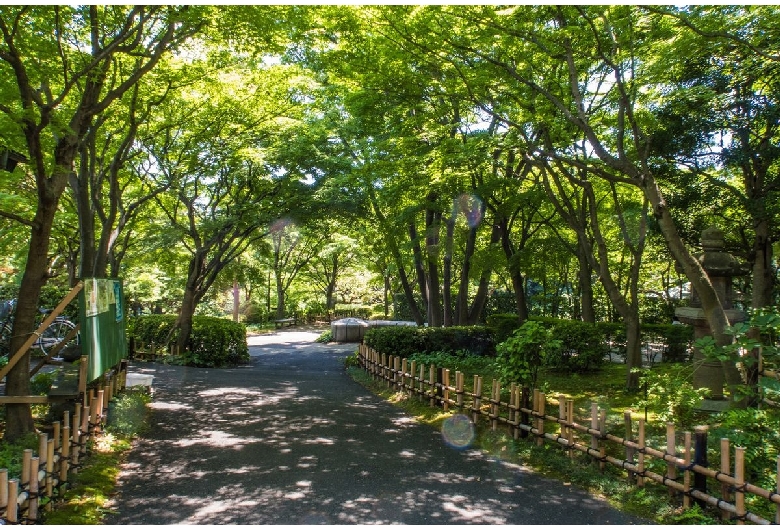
[
  {"left": 425, "top": 206, "right": 442, "bottom": 327},
  {"left": 176, "top": 286, "right": 198, "bottom": 355},
  {"left": 409, "top": 222, "right": 429, "bottom": 314},
  {"left": 498, "top": 220, "right": 529, "bottom": 321},
  {"left": 275, "top": 273, "right": 285, "bottom": 320},
  {"left": 467, "top": 223, "right": 501, "bottom": 324},
  {"left": 5, "top": 176, "right": 66, "bottom": 441},
  {"left": 233, "top": 278, "right": 240, "bottom": 322},
  {"left": 577, "top": 245, "right": 596, "bottom": 322},
  {"left": 442, "top": 216, "right": 455, "bottom": 327},
  {"left": 456, "top": 224, "right": 478, "bottom": 325}
]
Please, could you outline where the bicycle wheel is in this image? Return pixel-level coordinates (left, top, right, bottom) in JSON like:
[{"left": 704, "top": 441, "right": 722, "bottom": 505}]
[{"left": 39, "top": 318, "right": 78, "bottom": 357}]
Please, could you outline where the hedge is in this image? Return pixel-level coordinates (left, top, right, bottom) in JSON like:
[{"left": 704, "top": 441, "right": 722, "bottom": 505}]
[
  {"left": 128, "top": 314, "right": 250, "bottom": 368},
  {"left": 364, "top": 325, "right": 496, "bottom": 359},
  {"left": 486, "top": 314, "right": 694, "bottom": 364}
]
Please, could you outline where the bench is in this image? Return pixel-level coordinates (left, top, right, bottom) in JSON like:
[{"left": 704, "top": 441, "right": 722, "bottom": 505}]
[{"left": 274, "top": 317, "right": 297, "bottom": 329}]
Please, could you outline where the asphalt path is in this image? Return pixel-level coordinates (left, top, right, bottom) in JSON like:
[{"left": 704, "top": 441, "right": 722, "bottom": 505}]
[{"left": 104, "top": 329, "right": 647, "bottom": 525}]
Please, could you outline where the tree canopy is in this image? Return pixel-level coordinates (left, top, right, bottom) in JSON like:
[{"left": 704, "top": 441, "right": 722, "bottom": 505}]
[{"left": 0, "top": 5, "right": 778, "bottom": 438}]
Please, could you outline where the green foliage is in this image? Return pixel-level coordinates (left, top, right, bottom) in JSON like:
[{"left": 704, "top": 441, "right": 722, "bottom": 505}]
[
  {"left": 494, "top": 320, "right": 562, "bottom": 388},
  {"left": 696, "top": 307, "right": 780, "bottom": 403},
  {"left": 484, "top": 290, "right": 517, "bottom": 320},
  {"left": 30, "top": 370, "right": 57, "bottom": 395},
  {"left": 364, "top": 325, "right": 495, "bottom": 358},
  {"left": 632, "top": 365, "right": 709, "bottom": 428},
  {"left": 709, "top": 408, "right": 780, "bottom": 491},
  {"left": 107, "top": 388, "right": 152, "bottom": 437},
  {"left": 343, "top": 351, "right": 360, "bottom": 368},
  {"left": 315, "top": 329, "right": 332, "bottom": 343},
  {"left": 641, "top": 323, "right": 694, "bottom": 362},
  {"left": 0, "top": 434, "right": 39, "bottom": 479},
  {"left": 547, "top": 320, "right": 606, "bottom": 373},
  {"left": 127, "top": 314, "right": 178, "bottom": 346},
  {"left": 128, "top": 314, "right": 249, "bottom": 368},
  {"left": 408, "top": 349, "right": 495, "bottom": 374},
  {"left": 485, "top": 313, "right": 522, "bottom": 344}
]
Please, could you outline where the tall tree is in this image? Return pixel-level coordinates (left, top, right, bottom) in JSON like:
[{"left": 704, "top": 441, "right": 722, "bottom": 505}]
[{"left": 0, "top": 5, "right": 205, "bottom": 440}]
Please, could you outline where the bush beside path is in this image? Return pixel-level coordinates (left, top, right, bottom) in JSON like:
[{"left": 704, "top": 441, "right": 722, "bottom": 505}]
[{"left": 104, "top": 330, "right": 647, "bottom": 524}]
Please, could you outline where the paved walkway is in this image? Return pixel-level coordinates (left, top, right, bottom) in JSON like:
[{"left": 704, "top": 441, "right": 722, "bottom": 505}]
[{"left": 104, "top": 330, "right": 647, "bottom": 525}]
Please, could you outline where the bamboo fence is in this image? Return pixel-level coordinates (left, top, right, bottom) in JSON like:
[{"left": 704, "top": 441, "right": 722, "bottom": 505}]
[
  {"left": 0, "top": 362, "right": 127, "bottom": 524},
  {"left": 358, "top": 344, "right": 780, "bottom": 525}
]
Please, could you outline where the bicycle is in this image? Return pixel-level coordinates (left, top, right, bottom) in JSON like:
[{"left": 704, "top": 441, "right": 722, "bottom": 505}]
[{"left": 0, "top": 299, "right": 79, "bottom": 363}]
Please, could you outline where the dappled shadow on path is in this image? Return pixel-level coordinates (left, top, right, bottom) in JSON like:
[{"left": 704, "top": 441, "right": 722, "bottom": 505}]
[{"left": 105, "top": 348, "right": 644, "bottom": 525}]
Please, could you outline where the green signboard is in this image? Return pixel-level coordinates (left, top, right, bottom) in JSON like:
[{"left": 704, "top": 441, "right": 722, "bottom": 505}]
[{"left": 78, "top": 278, "right": 127, "bottom": 382}]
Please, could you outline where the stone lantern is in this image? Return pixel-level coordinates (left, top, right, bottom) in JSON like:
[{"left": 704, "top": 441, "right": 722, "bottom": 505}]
[{"left": 675, "top": 227, "right": 747, "bottom": 404}]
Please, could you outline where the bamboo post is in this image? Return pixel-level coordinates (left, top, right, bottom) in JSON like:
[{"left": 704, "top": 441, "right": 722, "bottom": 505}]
[
  {"left": 21, "top": 449, "right": 31, "bottom": 494},
  {"left": 590, "top": 402, "right": 599, "bottom": 466},
  {"left": 776, "top": 456, "right": 779, "bottom": 525},
  {"left": 393, "top": 356, "right": 400, "bottom": 390},
  {"left": 0, "top": 469, "right": 7, "bottom": 516},
  {"left": 442, "top": 369, "right": 450, "bottom": 412},
  {"left": 520, "top": 387, "right": 530, "bottom": 440},
  {"left": 408, "top": 360, "right": 416, "bottom": 398},
  {"left": 683, "top": 431, "right": 691, "bottom": 509},
  {"left": 598, "top": 407, "right": 606, "bottom": 470},
  {"left": 97, "top": 389, "right": 106, "bottom": 430},
  {"left": 637, "top": 419, "right": 646, "bottom": 487},
  {"left": 429, "top": 365, "right": 436, "bottom": 407},
  {"left": 38, "top": 433, "right": 47, "bottom": 470},
  {"left": 45, "top": 438, "right": 54, "bottom": 510},
  {"left": 666, "top": 423, "right": 677, "bottom": 499},
  {"left": 7, "top": 479, "right": 18, "bottom": 524},
  {"left": 557, "top": 394, "right": 567, "bottom": 449},
  {"left": 401, "top": 358, "right": 408, "bottom": 394},
  {"left": 71, "top": 403, "right": 81, "bottom": 469},
  {"left": 491, "top": 380, "right": 500, "bottom": 431},
  {"left": 557, "top": 394, "right": 565, "bottom": 437},
  {"left": 721, "top": 438, "right": 731, "bottom": 521},
  {"left": 60, "top": 425, "right": 71, "bottom": 488},
  {"left": 625, "top": 411, "right": 635, "bottom": 484},
  {"left": 418, "top": 364, "right": 425, "bottom": 402},
  {"left": 537, "top": 391, "right": 545, "bottom": 447},
  {"left": 735, "top": 447, "right": 745, "bottom": 525},
  {"left": 89, "top": 388, "right": 98, "bottom": 431},
  {"left": 52, "top": 421, "right": 61, "bottom": 451},
  {"left": 566, "top": 399, "right": 574, "bottom": 459},
  {"left": 28, "top": 457, "right": 39, "bottom": 522},
  {"left": 506, "top": 384, "right": 515, "bottom": 439},
  {"left": 472, "top": 376, "right": 482, "bottom": 424},
  {"left": 82, "top": 398, "right": 91, "bottom": 451},
  {"left": 693, "top": 426, "right": 708, "bottom": 508},
  {"left": 78, "top": 356, "right": 88, "bottom": 395},
  {"left": 456, "top": 371, "right": 464, "bottom": 412}
]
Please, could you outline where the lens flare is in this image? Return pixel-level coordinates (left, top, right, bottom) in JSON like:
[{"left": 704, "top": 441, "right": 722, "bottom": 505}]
[
  {"left": 441, "top": 414, "right": 475, "bottom": 449},
  {"left": 270, "top": 217, "right": 293, "bottom": 233},
  {"left": 455, "top": 194, "right": 483, "bottom": 228}
]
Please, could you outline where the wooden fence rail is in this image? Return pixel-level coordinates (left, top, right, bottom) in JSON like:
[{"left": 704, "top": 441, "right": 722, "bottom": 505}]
[
  {"left": 358, "top": 344, "right": 780, "bottom": 525},
  {"left": 0, "top": 362, "right": 127, "bottom": 524}
]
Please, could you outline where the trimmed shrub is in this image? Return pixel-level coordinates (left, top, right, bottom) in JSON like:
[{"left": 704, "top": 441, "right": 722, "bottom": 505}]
[
  {"left": 128, "top": 314, "right": 249, "bottom": 368},
  {"left": 364, "top": 325, "right": 496, "bottom": 358},
  {"left": 548, "top": 319, "right": 606, "bottom": 373},
  {"left": 486, "top": 313, "right": 522, "bottom": 344}
]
